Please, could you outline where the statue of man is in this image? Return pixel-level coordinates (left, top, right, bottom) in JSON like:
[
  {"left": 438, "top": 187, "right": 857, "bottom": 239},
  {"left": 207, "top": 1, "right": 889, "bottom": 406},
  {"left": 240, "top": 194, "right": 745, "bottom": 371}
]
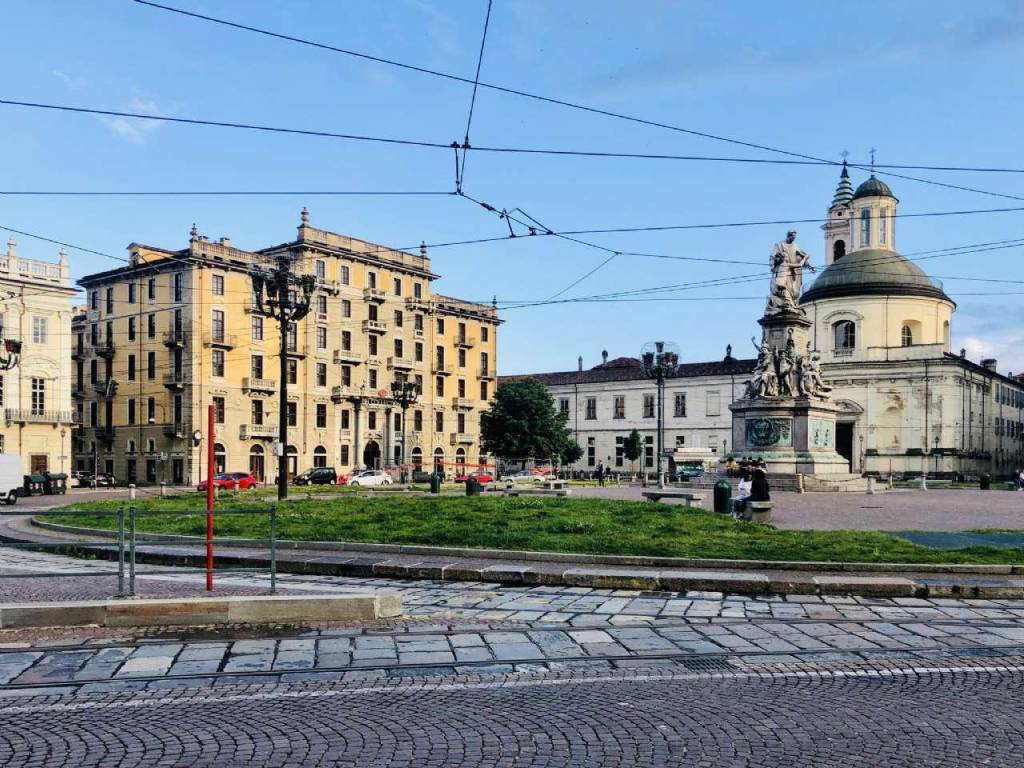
[{"left": 770, "top": 230, "right": 815, "bottom": 302}]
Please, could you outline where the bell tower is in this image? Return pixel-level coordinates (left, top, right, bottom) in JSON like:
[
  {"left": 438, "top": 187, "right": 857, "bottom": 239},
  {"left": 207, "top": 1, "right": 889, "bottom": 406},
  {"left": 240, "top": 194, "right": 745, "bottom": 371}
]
[{"left": 822, "top": 161, "right": 853, "bottom": 266}]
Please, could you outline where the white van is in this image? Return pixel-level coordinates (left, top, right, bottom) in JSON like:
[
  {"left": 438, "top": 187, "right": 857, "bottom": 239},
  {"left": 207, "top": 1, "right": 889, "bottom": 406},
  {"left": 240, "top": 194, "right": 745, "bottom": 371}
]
[{"left": 0, "top": 455, "right": 22, "bottom": 504}]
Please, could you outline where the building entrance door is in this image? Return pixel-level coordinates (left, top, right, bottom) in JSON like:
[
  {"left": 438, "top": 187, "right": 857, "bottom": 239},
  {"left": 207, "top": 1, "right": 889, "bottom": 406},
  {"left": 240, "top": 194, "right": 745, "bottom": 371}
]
[
  {"left": 30, "top": 455, "right": 48, "bottom": 474},
  {"left": 363, "top": 441, "right": 381, "bottom": 469},
  {"left": 836, "top": 422, "right": 854, "bottom": 472}
]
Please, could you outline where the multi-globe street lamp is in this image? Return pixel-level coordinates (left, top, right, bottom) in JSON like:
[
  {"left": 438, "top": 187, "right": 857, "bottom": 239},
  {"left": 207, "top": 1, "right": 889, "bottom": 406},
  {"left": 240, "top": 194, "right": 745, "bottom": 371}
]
[
  {"left": 391, "top": 377, "right": 419, "bottom": 484},
  {"left": 640, "top": 341, "right": 680, "bottom": 489}
]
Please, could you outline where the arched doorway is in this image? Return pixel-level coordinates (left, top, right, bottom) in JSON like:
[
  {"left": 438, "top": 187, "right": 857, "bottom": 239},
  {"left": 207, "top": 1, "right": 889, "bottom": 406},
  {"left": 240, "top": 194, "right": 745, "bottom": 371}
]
[
  {"left": 213, "top": 443, "right": 227, "bottom": 474},
  {"left": 455, "top": 447, "right": 466, "bottom": 475},
  {"left": 433, "top": 447, "right": 444, "bottom": 474},
  {"left": 286, "top": 445, "right": 298, "bottom": 480},
  {"left": 833, "top": 239, "right": 846, "bottom": 261},
  {"left": 363, "top": 441, "right": 381, "bottom": 469},
  {"left": 249, "top": 445, "right": 265, "bottom": 483},
  {"left": 411, "top": 447, "right": 423, "bottom": 471},
  {"left": 313, "top": 445, "right": 327, "bottom": 468}
]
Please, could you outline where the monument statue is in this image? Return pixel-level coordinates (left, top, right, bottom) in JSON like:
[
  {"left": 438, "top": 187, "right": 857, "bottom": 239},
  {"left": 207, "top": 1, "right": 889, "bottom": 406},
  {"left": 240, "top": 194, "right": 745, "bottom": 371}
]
[
  {"left": 745, "top": 337, "right": 779, "bottom": 398},
  {"left": 767, "top": 230, "right": 815, "bottom": 315}
]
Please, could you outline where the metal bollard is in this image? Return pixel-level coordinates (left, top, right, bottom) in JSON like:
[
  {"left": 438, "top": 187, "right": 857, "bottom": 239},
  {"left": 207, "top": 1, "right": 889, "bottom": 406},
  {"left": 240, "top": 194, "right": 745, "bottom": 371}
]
[
  {"left": 865, "top": 477, "right": 875, "bottom": 495},
  {"left": 128, "top": 505, "right": 137, "bottom": 597},
  {"left": 117, "top": 506, "right": 126, "bottom": 597},
  {"left": 269, "top": 505, "right": 277, "bottom": 596},
  {"left": 128, "top": 484, "right": 136, "bottom": 502},
  {"left": 160, "top": 482, "right": 167, "bottom": 497}
]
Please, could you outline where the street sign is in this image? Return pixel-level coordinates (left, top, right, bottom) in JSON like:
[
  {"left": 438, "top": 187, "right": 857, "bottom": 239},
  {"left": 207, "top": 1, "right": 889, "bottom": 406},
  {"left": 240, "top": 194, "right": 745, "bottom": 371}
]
[{"left": 271, "top": 441, "right": 284, "bottom": 457}]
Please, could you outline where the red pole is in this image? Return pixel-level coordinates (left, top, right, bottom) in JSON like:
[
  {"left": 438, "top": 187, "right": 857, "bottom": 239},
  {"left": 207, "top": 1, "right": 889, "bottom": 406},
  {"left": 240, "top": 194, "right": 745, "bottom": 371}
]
[{"left": 206, "top": 404, "right": 215, "bottom": 591}]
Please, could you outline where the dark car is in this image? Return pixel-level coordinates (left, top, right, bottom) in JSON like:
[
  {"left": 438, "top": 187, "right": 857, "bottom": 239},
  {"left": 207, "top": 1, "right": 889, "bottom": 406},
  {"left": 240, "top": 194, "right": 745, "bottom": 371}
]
[{"left": 293, "top": 467, "right": 339, "bottom": 486}]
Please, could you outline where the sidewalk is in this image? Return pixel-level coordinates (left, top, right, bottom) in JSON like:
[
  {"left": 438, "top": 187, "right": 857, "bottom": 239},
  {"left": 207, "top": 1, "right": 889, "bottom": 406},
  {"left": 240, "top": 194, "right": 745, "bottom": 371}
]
[{"left": 4, "top": 515, "right": 1024, "bottom": 600}]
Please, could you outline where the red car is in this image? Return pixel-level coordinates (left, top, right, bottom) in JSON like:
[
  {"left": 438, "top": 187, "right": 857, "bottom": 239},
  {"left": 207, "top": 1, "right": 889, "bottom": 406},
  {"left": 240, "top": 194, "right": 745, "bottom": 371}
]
[
  {"left": 197, "top": 472, "right": 258, "bottom": 491},
  {"left": 455, "top": 471, "right": 494, "bottom": 484}
]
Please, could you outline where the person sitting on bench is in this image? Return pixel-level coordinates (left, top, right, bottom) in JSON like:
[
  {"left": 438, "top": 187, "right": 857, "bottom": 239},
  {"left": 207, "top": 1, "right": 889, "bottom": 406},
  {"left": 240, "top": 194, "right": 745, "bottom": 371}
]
[{"left": 733, "top": 472, "right": 752, "bottom": 517}]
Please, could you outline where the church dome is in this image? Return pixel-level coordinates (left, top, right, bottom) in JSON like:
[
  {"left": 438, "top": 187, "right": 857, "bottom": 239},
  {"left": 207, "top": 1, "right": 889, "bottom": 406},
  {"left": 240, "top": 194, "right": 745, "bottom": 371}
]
[
  {"left": 800, "top": 248, "right": 953, "bottom": 305},
  {"left": 852, "top": 174, "right": 894, "bottom": 200}
]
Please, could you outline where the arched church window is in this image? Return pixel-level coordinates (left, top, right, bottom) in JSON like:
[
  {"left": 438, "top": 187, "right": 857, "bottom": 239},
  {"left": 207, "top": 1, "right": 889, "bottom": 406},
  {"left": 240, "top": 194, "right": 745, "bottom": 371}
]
[
  {"left": 834, "top": 321, "right": 856, "bottom": 350},
  {"left": 833, "top": 239, "right": 846, "bottom": 261},
  {"left": 859, "top": 209, "right": 871, "bottom": 248},
  {"left": 879, "top": 208, "right": 887, "bottom": 245},
  {"left": 901, "top": 324, "right": 913, "bottom": 347}
]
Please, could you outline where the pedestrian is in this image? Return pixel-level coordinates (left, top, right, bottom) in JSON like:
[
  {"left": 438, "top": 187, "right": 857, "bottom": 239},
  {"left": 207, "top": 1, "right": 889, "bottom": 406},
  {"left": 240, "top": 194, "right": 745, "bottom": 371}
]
[
  {"left": 733, "top": 471, "right": 752, "bottom": 518},
  {"left": 596, "top": 462, "right": 605, "bottom": 487},
  {"left": 1018, "top": 467, "right": 1024, "bottom": 491},
  {"left": 751, "top": 461, "right": 770, "bottom": 502}
]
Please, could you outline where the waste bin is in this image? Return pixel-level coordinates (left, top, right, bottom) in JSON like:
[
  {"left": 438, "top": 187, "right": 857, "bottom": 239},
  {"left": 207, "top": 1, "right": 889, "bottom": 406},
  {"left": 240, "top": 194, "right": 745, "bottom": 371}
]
[
  {"left": 43, "top": 472, "right": 68, "bottom": 495},
  {"left": 980, "top": 473, "right": 991, "bottom": 490},
  {"left": 430, "top": 471, "right": 442, "bottom": 494},
  {"left": 466, "top": 475, "right": 481, "bottom": 497},
  {"left": 713, "top": 479, "right": 732, "bottom": 515},
  {"left": 23, "top": 474, "right": 45, "bottom": 497}
]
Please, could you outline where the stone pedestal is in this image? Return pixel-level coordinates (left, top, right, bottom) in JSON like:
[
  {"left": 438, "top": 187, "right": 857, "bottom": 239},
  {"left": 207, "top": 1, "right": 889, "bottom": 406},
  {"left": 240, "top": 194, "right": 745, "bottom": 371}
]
[
  {"left": 729, "top": 396, "right": 851, "bottom": 477},
  {"left": 759, "top": 308, "right": 811, "bottom": 352}
]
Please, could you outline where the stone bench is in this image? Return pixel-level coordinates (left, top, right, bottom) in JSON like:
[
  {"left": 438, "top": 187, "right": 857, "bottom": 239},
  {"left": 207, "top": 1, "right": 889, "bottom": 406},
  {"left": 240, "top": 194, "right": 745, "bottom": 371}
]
[
  {"left": 505, "top": 488, "right": 570, "bottom": 498},
  {"left": 641, "top": 490, "right": 705, "bottom": 507},
  {"left": 542, "top": 480, "right": 568, "bottom": 491},
  {"left": 740, "top": 500, "right": 773, "bottom": 523}
]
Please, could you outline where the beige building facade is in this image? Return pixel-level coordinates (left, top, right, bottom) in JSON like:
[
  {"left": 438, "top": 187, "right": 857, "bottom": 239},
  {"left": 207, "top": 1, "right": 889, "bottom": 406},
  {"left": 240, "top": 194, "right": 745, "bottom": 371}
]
[
  {"left": 0, "top": 237, "right": 77, "bottom": 475},
  {"left": 72, "top": 211, "right": 499, "bottom": 485}
]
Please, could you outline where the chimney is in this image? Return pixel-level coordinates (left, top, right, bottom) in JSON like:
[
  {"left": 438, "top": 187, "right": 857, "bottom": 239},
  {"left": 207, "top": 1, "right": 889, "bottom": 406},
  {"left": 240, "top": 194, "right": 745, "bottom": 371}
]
[
  {"left": 960, "top": 348, "right": 966, "bottom": 358},
  {"left": 601, "top": 349, "right": 608, "bottom": 366},
  {"left": 6, "top": 236, "right": 15, "bottom": 257},
  {"left": 219, "top": 237, "right": 231, "bottom": 247},
  {"left": 981, "top": 358, "right": 998, "bottom": 372},
  {"left": 577, "top": 356, "right": 583, "bottom": 372}
]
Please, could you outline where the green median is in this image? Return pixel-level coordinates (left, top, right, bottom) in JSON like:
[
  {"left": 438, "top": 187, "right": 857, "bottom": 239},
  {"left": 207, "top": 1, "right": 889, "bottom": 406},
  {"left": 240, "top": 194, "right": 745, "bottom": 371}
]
[{"left": 42, "top": 494, "right": 1024, "bottom": 566}]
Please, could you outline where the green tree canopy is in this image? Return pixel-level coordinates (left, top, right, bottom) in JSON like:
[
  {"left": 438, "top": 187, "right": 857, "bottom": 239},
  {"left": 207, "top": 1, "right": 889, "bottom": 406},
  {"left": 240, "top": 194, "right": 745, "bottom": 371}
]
[
  {"left": 623, "top": 429, "right": 643, "bottom": 468},
  {"left": 481, "top": 378, "right": 576, "bottom": 461}
]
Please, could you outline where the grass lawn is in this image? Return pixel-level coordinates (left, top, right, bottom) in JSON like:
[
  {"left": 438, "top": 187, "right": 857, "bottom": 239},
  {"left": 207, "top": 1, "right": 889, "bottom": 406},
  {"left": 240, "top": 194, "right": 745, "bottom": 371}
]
[{"left": 41, "top": 494, "right": 1024, "bottom": 565}]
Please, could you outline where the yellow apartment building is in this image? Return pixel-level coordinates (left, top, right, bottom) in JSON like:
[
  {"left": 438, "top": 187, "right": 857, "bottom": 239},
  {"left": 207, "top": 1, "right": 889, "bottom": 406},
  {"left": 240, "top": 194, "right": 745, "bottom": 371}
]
[
  {"left": 0, "top": 237, "right": 77, "bottom": 475},
  {"left": 72, "top": 210, "right": 500, "bottom": 485}
]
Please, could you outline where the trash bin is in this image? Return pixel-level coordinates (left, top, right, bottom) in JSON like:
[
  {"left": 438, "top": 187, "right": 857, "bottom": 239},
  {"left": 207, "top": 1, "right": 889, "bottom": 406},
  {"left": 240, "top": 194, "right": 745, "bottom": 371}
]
[
  {"left": 466, "top": 475, "right": 481, "bottom": 497},
  {"left": 980, "top": 473, "right": 991, "bottom": 490},
  {"left": 43, "top": 473, "right": 68, "bottom": 495},
  {"left": 713, "top": 479, "right": 732, "bottom": 515},
  {"left": 23, "top": 474, "right": 45, "bottom": 497},
  {"left": 430, "top": 471, "right": 442, "bottom": 494}
]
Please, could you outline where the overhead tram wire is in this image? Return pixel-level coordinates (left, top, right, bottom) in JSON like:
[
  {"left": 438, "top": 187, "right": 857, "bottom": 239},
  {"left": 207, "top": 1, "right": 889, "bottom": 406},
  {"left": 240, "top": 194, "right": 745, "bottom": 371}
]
[
  {"left": 0, "top": 190, "right": 455, "bottom": 197},
  {"left": 455, "top": 0, "right": 494, "bottom": 192},
  {"left": 131, "top": 0, "right": 1024, "bottom": 204}
]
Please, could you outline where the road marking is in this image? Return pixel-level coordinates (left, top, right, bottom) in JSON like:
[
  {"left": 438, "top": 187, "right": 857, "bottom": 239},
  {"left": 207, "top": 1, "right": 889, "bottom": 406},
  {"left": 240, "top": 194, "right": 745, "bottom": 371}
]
[{"left": 2, "top": 661, "right": 1023, "bottom": 715}]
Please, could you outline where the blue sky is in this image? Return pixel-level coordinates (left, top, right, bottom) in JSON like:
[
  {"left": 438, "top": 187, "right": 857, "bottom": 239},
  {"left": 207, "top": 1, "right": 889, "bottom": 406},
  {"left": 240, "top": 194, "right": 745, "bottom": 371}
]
[{"left": 3, "top": 0, "right": 1024, "bottom": 373}]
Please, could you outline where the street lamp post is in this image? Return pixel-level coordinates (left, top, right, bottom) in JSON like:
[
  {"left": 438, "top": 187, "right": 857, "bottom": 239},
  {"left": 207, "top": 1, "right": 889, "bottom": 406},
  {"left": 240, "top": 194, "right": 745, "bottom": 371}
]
[
  {"left": 640, "top": 341, "right": 681, "bottom": 490},
  {"left": 933, "top": 435, "right": 940, "bottom": 476},
  {"left": 391, "top": 377, "right": 419, "bottom": 484}
]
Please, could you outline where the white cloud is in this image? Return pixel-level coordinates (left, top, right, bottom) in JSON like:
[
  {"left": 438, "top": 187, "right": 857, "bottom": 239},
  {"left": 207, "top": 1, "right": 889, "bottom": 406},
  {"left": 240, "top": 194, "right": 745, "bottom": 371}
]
[
  {"left": 52, "top": 70, "right": 86, "bottom": 90},
  {"left": 99, "top": 96, "right": 164, "bottom": 145},
  {"left": 959, "top": 334, "right": 1024, "bottom": 376}
]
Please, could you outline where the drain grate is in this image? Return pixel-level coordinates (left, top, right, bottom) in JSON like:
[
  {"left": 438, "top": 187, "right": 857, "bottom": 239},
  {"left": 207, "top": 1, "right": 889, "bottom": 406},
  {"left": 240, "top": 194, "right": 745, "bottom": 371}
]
[{"left": 677, "top": 657, "right": 735, "bottom": 672}]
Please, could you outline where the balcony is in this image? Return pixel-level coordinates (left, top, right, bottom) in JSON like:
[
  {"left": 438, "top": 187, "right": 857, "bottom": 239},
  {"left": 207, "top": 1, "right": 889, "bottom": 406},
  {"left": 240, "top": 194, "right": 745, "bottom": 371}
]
[
  {"left": 162, "top": 327, "right": 188, "bottom": 348},
  {"left": 455, "top": 336, "right": 477, "bottom": 349},
  {"left": 203, "top": 332, "right": 237, "bottom": 349},
  {"left": 432, "top": 362, "right": 453, "bottom": 376},
  {"left": 239, "top": 424, "right": 278, "bottom": 440},
  {"left": 242, "top": 377, "right": 277, "bottom": 393},
  {"left": 331, "top": 385, "right": 357, "bottom": 402},
  {"left": 94, "top": 425, "right": 115, "bottom": 443},
  {"left": 72, "top": 382, "right": 87, "bottom": 399},
  {"left": 95, "top": 339, "right": 116, "bottom": 360},
  {"left": 93, "top": 378, "right": 118, "bottom": 398},
  {"left": 364, "top": 430, "right": 383, "bottom": 442},
  {"left": 388, "top": 356, "right": 414, "bottom": 371},
  {"left": 333, "top": 349, "right": 363, "bottom": 365},
  {"left": 362, "top": 319, "right": 387, "bottom": 335},
  {"left": 479, "top": 366, "right": 496, "bottom": 380},
  {"left": 162, "top": 371, "right": 187, "bottom": 390},
  {"left": 71, "top": 346, "right": 88, "bottom": 362},
  {"left": 451, "top": 397, "right": 475, "bottom": 410},
  {"left": 363, "top": 287, "right": 386, "bottom": 303},
  {"left": 404, "top": 296, "right": 430, "bottom": 311},
  {"left": 5, "top": 409, "right": 76, "bottom": 426},
  {"left": 320, "top": 279, "right": 341, "bottom": 296},
  {"left": 162, "top": 422, "right": 187, "bottom": 439},
  {"left": 449, "top": 432, "right": 477, "bottom": 446}
]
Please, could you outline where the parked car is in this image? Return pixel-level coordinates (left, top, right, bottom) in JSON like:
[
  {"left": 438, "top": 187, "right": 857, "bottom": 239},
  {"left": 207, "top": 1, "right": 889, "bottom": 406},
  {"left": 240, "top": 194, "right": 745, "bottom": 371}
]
[
  {"left": 347, "top": 469, "right": 393, "bottom": 487},
  {"left": 197, "top": 473, "right": 252, "bottom": 491},
  {"left": 455, "top": 470, "right": 494, "bottom": 483},
  {"left": 224, "top": 472, "right": 259, "bottom": 490},
  {"left": 293, "top": 467, "right": 339, "bottom": 486},
  {"left": 92, "top": 473, "right": 117, "bottom": 487}
]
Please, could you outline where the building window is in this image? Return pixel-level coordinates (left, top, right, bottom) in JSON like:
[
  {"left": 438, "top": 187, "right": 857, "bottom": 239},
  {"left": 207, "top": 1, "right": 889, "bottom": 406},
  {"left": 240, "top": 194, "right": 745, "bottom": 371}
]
[
  {"left": 393, "top": 277, "right": 402, "bottom": 296},
  {"left": 148, "top": 278, "right": 156, "bottom": 301},
  {"left": 315, "top": 260, "right": 326, "bottom": 279},
  {"left": 901, "top": 324, "right": 913, "bottom": 347},
  {"left": 339, "top": 265, "right": 350, "bottom": 285},
  {"left": 413, "top": 282, "right": 422, "bottom": 298},
  {"left": 212, "top": 274, "right": 224, "bottom": 296},
  {"left": 286, "top": 323, "right": 297, "bottom": 351},
  {"left": 147, "top": 352, "right": 156, "bottom": 379},
  {"left": 368, "top": 335, "right": 378, "bottom": 356},
  {"left": 31, "top": 317, "right": 47, "bottom": 345},
  {"left": 585, "top": 397, "right": 597, "bottom": 420},
  {"left": 90, "top": 291, "right": 98, "bottom": 310},
  {"left": 559, "top": 398, "right": 570, "bottom": 417},
  {"left": 341, "top": 299, "right": 351, "bottom": 318},
  {"left": 128, "top": 283, "right": 136, "bottom": 304},
  {"left": 643, "top": 394, "right": 655, "bottom": 419},
  {"left": 341, "top": 330, "right": 352, "bottom": 351},
  {"left": 313, "top": 445, "right": 327, "bottom": 468},
  {"left": 128, "top": 316, "right": 136, "bottom": 341},
  {"left": 316, "top": 326, "right": 327, "bottom": 350},
  {"left": 173, "top": 273, "right": 184, "bottom": 302},
  {"left": 480, "top": 381, "right": 488, "bottom": 400},
  {"left": 30, "top": 378, "right": 45, "bottom": 415},
  {"left": 147, "top": 398, "right": 155, "bottom": 423},
  {"left": 706, "top": 391, "right": 721, "bottom": 417},
  {"left": 105, "top": 288, "right": 114, "bottom": 313},
  {"left": 127, "top": 354, "right": 136, "bottom": 381},
  {"left": 251, "top": 355, "right": 264, "bottom": 379},
  {"left": 366, "top": 271, "right": 377, "bottom": 289},
  {"left": 435, "top": 376, "right": 444, "bottom": 397},
  {"left": 212, "top": 349, "right": 225, "bottom": 377},
  {"left": 481, "top": 327, "right": 489, "bottom": 342},
  {"left": 213, "top": 396, "right": 225, "bottom": 423},
  {"left": 435, "top": 411, "right": 443, "bottom": 433},
  {"left": 458, "top": 348, "right": 466, "bottom": 368},
  {"left": 833, "top": 239, "right": 846, "bottom": 261},
  {"left": 341, "top": 365, "right": 351, "bottom": 386},
  {"left": 414, "top": 314, "right": 423, "bottom": 331},
  {"left": 340, "top": 409, "right": 350, "bottom": 430},
  {"left": 368, "top": 411, "right": 377, "bottom": 430},
  {"left": 394, "top": 310, "right": 403, "bottom": 328},
  {"left": 369, "top": 369, "right": 378, "bottom": 388},
  {"left": 674, "top": 393, "right": 687, "bottom": 418},
  {"left": 834, "top": 320, "right": 856, "bottom": 350},
  {"left": 436, "top": 318, "right": 445, "bottom": 335},
  {"left": 644, "top": 435, "right": 654, "bottom": 468},
  {"left": 316, "top": 404, "right": 327, "bottom": 429},
  {"left": 252, "top": 316, "right": 263, "bottom": 341},
  {"left": 287, "top": 402, "right": 297, "bottom": 427},
  {"left": 414, "top": 342, "right": 423, "bottom": 362},
  {"left": 613, "top": 396, "right": 625, "bottom": 419},
  {"left": 288, "top": 359, "right": 297, "bottom": 385},
  {"left": 251, "top": 399, "right": 263, "bottom": 425},
  {"left": 413, "top": 410, "right": 423, "bottom": 431},
  {"left": 147, "top": 313, "right": 156, "bottom": 338},
  {"left": 879, "top": 208, "right": 887, "bottom": 246},
  {"left": 859, "top": 208, "right": 871, "bottom": 248},
  {"left": 316, "top": 362, "right": 327, "bottom": 387},
  {"left": 127, "top": 399, "right": 136, "bottom": 426},
  {"left": 211, "top": 310, "right": 225, "bottom": 343},
  {"left": 587, "top": 437, "right": 596, "bottom": 467}
]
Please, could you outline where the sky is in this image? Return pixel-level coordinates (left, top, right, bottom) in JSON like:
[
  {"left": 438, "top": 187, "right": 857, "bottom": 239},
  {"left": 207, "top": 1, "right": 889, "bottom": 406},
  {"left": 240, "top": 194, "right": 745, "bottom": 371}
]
[{"left": 2, "top": 0, "right": 1024, "bottom": 374}]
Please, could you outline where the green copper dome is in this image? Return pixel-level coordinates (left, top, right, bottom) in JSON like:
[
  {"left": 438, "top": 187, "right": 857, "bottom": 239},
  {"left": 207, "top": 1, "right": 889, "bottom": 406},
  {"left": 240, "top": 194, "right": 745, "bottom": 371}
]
[
  {"left": 852, "top": 174, "right": 894, "bottom": 200},
  {"left": 800, "top": 248, "right": 953, "bottom": 305},
  {"left": 831, "top": 162, "right": 854, "bottom": 207}
]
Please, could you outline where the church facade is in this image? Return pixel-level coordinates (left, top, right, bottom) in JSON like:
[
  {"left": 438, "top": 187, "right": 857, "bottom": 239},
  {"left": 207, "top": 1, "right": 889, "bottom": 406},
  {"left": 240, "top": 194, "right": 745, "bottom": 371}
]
[{"left": 509, "top": 167, "right": 1024, "bottom": 478}]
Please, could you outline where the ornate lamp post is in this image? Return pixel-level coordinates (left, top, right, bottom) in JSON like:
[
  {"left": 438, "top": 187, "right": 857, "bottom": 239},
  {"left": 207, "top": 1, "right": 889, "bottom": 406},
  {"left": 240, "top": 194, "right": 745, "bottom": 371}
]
[
  {"left": 640, "top": 341, "right": 681, "bottom": 489},
  {"left": 391, "top": 377, "right": 419, "bottom": 484}
]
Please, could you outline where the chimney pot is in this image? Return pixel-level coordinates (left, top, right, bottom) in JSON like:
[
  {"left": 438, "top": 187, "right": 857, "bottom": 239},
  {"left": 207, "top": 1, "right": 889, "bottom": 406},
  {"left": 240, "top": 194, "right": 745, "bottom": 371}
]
[
  {"left": 601, "top": 350, "right": 608, "bottom": 365},
  {"left": 219, "top": 237, "right": 231, "bottom": 247},
  {"left": 578, "top": 356, "right": 583, "bottom": 372},
  {"left": 981, "top": 358, "right": 998, "bottom": 372}
]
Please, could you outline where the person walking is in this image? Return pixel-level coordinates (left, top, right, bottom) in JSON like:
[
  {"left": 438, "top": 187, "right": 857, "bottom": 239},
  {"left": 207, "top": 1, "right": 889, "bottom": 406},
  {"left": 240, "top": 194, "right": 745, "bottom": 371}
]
[{"left": 596, "top": 462, "right": 605, "bottom": 487}]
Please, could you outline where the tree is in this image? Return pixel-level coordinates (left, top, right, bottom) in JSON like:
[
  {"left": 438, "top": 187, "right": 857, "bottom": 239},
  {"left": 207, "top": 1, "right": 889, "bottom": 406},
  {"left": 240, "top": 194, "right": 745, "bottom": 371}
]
[
  {"left": 560, "top": 441, "right": 583, "bottom": 467},
  {"left": 481, "top": 378, "right": 576, "bottom": 465},
  {"left": 623, "top": 429, "right": 643, "bottom": 475}
]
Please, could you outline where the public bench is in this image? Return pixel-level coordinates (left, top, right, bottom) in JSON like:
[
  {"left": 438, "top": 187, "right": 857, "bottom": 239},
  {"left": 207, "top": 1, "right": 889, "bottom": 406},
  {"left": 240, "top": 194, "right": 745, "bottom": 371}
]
[
  {"left": 738, "top": 500, "right": 773, "bottom": 523},
  {"left": 505, "top": 487, "right": 570, "bottom": 498},
  {"left": 541, "top": 479, "right": 568, "bottom": 491},
  {"left": 641, "top": 490, "right": 705, "bottom": 507}
]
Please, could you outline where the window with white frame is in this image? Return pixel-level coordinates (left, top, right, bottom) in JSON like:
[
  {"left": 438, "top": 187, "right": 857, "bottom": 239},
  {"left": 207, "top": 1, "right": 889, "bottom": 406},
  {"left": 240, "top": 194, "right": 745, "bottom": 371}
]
[
  {"left": 859, "top": 208, "right": 871, "bottom": 247},
  {"left": 31, "top": 317, "right": 47, "bottom": 344},
  {"left": 674, "top": 392, "right": 687, "bottom": 417},
  {"left": 706, "top": 391, "right": 721, "bottom": 417},
  {"left": 30, "top": 377, "right": 45, "bottom": 415}
]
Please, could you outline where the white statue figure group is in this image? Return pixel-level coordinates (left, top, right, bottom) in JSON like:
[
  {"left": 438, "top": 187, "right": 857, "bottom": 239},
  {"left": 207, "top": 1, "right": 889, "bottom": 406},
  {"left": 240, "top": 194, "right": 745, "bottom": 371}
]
[
  {"left": 746, "top": 333, "right": 832, "bottom": 400},
  {"left": 765, "top": 230, "right": 815, "bottom": 316}
]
